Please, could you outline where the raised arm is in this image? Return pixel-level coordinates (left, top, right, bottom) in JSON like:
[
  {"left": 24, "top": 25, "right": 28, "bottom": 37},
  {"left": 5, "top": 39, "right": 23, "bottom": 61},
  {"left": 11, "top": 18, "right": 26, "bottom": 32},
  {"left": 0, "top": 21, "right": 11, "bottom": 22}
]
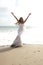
[
  {"left": 11, "top": 12, "right": 19, "bottom": 22},
  {"left": 24, "top": 13, "right": 31, "bottom": 23}
]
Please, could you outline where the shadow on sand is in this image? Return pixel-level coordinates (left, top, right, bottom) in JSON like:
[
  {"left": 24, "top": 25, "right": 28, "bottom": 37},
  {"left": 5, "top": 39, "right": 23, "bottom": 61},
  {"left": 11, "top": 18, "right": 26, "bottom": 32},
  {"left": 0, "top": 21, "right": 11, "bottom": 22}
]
[
  {"left": 0, "top": 45, "right": 14, "bottom": 53},
  {"left": 0, "top": 45, "right": 22, "bottom": 53}
]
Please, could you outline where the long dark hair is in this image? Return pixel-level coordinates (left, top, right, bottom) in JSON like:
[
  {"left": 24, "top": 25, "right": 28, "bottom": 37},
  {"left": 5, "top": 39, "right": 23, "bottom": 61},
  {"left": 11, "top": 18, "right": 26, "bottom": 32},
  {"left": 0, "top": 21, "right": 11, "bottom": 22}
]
[{"left": 18, "top": 17, "right": 24, "bottom": 24}]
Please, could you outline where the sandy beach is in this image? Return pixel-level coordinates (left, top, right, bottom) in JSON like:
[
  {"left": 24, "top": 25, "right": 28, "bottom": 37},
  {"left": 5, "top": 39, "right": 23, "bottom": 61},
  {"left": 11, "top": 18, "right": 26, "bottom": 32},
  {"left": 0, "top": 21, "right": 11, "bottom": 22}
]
[{"left": 0, "top": 44, "right": 43, "bottom": 65}]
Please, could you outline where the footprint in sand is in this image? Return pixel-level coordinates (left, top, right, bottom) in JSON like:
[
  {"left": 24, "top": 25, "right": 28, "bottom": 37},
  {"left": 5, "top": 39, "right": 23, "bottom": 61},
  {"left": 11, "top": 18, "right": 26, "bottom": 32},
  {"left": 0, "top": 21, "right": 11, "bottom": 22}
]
[
  {"left": 33, "top": 51, "right": 36, "bottom": 53},
  {"left": 19, "top": 64, "right": 21, "bottom": 65},
  {"left": 33, "top": 50, "right": 40, "bottom": 53},
  {"left": 37, "top": 50, "right": 40, "bottom": 52}
]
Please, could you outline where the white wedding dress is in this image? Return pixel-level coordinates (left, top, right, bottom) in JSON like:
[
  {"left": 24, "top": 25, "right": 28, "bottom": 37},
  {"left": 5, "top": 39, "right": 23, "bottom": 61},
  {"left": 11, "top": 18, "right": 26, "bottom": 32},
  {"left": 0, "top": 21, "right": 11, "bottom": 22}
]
[{"left": 11, "top": 23, "right": 24, "bottom": 47}]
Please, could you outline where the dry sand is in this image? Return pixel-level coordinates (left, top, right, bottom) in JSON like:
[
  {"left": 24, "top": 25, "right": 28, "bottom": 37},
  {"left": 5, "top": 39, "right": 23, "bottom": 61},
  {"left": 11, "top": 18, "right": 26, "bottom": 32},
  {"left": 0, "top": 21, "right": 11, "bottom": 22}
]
[{"left": 0, "top": 44, "right": 43, "bottom": 65}]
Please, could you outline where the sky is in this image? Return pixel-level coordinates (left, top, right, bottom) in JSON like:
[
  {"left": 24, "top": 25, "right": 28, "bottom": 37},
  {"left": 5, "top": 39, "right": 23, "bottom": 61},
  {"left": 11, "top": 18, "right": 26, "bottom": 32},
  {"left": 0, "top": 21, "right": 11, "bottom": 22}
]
[
  {"left": 0, "top": 0, "right": 43, "bottom": 27},
  {"left": 0, "top": 0, "right": 43, "bottom": 44}
]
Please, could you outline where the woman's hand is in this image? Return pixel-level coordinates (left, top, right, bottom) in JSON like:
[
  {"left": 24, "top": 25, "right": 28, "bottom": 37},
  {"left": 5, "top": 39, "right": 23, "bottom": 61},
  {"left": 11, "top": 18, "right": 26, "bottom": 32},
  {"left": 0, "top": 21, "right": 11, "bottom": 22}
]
[
  {"left": 11, "top": 12, "right": 19, "bottom": 22},
  {"left": 11, "top": 12, "right": 13, "bottom": 15},
  {"left": 24, "top": 13, "right": 31, "bottom": 23},
  {"left": 29, "top": 13, "right": 31, "bottom": 16}
]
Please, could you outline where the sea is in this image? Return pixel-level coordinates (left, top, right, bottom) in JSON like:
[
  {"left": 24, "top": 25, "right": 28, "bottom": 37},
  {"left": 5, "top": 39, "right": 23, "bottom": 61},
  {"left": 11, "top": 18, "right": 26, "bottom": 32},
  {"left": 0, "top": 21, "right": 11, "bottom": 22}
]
[{"left": 0, "top": 26, "right": 43, "bottom": 46}]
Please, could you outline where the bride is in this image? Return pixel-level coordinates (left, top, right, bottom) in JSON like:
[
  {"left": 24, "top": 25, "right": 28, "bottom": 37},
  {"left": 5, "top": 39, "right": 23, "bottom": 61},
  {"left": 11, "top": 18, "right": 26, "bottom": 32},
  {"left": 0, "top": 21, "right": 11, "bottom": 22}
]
[{"left": 11, "top": 12, "right": 31, "bottom": 48}]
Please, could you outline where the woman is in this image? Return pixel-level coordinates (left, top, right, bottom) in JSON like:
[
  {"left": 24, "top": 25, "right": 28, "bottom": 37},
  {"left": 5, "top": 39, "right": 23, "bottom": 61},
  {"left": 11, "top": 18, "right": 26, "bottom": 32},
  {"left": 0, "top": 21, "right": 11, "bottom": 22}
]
[{"left": 11, "top": 12, "right": 31, "bottom": 48}]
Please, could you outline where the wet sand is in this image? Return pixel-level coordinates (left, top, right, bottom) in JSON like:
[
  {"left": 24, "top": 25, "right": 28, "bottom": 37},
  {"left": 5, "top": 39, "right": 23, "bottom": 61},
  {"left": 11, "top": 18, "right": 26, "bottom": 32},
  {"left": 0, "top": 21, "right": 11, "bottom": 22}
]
[{"left": 0, "top": 44, "right": 43, "bottom": 65}]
